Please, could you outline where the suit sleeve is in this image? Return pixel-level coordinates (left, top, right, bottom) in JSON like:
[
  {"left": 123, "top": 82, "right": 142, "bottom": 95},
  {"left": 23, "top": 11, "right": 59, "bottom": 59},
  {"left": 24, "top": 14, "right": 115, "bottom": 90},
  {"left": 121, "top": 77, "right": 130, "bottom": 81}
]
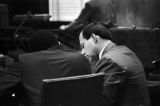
[
  {"left": 0, "top": 61, "right": 21, "bottom": 99},
  {"left": 94, "top": 58, "right": 126, "bottom": 106}
]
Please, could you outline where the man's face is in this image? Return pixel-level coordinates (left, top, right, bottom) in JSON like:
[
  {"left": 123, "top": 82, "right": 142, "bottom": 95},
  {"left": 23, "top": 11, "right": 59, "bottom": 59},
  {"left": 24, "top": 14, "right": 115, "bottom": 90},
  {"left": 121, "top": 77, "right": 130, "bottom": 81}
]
[{"left": 79, "top": 32, "right": 97, "bottom": 56}]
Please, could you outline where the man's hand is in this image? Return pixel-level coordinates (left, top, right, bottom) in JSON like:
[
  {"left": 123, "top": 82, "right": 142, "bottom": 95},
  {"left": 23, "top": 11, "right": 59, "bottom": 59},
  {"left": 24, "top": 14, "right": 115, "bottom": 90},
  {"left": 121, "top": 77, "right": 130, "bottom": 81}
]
[
  {"left": 0, "top": 54, "right": 5, "bottom": 68},
  {"left": 59, "top": 25, "right": 69, "bottom": 30}
]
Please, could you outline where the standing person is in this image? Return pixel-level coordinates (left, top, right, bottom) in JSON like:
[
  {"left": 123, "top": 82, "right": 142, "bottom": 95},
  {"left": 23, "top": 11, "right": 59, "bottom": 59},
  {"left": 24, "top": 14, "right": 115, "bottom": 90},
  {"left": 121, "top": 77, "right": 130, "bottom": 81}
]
[
  {"left": 79, "top": 23, "right": 151, "bottom": 106},
  {"left": 0, "top": 30, "right": 91, "bottom": 106},
  {"left": 60, "top": 0, "right": 116, "bottom": 49},
  {"left": 61, "top": 0, "right": 116, "bottom": 32}
]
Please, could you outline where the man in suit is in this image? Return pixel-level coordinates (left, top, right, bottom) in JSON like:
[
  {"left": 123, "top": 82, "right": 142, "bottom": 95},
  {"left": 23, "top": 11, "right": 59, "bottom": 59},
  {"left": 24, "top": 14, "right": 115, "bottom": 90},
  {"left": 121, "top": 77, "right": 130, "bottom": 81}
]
[
  {"left": 79, "top": 23, "right": 151, "bottom": 106},
  {"left": 0, "top": 30, "right": 91, "bottom": 106}
]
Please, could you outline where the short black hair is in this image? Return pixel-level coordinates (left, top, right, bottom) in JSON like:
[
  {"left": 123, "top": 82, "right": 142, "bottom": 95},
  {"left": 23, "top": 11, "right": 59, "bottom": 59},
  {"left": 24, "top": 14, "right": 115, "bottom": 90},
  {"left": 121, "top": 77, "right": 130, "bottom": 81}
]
[
  {"left": 28, "top": 30, "right": 59, "bottom": 52},
  {"left": 81, "top": 23, "right": 113, "bottom": 40}
]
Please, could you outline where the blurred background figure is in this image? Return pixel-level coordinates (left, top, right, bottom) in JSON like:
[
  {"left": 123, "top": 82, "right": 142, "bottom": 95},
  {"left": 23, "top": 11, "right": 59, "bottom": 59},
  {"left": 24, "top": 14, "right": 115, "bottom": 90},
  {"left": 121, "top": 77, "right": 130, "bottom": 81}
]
[
  {"left": 60, "top": 0, "right": 116, "bottom": 37},
  {"left": 59, "top": 0, "right": 116, "bottom": 49}
]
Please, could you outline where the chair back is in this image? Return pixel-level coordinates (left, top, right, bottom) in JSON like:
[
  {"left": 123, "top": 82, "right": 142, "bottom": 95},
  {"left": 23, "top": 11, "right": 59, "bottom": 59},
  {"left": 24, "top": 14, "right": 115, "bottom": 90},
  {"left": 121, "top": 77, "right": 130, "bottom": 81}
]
[{"left": 40, "top": 72, "right": 105, "bottom": 106}]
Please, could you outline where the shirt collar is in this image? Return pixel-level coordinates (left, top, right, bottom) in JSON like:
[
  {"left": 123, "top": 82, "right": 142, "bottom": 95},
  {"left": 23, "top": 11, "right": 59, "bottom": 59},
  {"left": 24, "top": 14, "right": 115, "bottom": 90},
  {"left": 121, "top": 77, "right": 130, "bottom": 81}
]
[{"left": 99, "top": 40, "right": 111, "bottom": 59}]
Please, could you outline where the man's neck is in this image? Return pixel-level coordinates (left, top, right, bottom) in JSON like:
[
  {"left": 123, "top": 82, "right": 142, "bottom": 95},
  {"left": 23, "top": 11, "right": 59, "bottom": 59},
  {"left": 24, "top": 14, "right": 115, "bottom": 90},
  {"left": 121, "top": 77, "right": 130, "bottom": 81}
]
[{"left": 98, "top": 40, "right": 112, "bottom": 59}]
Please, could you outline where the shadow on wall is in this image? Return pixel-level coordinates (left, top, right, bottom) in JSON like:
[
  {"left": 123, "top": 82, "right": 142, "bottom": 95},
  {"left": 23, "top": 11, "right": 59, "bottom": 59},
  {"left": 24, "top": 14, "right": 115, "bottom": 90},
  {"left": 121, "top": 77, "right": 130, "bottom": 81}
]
[{"left": 114, "top": 0, "right": 160, "bottom": 27}]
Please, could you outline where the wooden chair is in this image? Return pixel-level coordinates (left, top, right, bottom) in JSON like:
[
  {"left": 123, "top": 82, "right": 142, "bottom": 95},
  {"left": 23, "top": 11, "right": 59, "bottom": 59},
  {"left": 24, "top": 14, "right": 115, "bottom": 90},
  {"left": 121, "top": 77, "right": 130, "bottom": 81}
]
[{"left": 40, "top": 72, "right": 105, "bottom": 106}]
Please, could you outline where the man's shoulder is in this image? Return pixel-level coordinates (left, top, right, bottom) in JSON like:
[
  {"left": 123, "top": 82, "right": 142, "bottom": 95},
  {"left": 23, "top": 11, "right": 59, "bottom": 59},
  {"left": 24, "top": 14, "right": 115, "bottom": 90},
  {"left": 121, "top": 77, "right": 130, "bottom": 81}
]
[
  {"left": 19, "top": 49, "right": 85, "bottom": 61},
  {"left": 18, "top": 51, "right": 44, "bottom": 63},
  {"left": 19, "top": 52, "right": 36, "bottom": 58},
  {"left": 64, "top": 51, "right": 86, "bottom": 60},
  {"left": 102, "top": 45, "right": 143, "bottom": 71},
  {"left": 104, "top": 45, "right": 132, "bottom": 56},
  {"left": 102, "top": 45, "right": 133, "bottom": 61}
]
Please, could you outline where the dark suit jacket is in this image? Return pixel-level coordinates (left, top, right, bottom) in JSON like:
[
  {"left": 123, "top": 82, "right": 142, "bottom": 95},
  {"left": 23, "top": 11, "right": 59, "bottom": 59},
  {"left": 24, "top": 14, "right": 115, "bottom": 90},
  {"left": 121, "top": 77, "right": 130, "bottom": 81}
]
[
  {"left": 65, "top": 0, "right": 116, "bottom": 34},
  {"left": 0, "top": 45, "right": 91, "bottom": 106},
  {"left": 94, "top": 42, "right": 151, "bottom": 106},
  {"left": 0, "top": 56, "right": 21, "bottom": 106},
  {"left": 19, "top": 45, "right": 91, "bottom": 106}
]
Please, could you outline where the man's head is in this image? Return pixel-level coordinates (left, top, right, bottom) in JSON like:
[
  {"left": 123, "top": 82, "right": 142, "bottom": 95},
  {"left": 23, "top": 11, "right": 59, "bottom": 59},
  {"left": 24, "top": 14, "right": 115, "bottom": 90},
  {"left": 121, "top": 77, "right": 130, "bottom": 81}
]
[
  {"left": 28, "top": 30, "right": 59, "bottom": 52},
  {"left": 79, "top": 23, "right": 112, "bottom": 56}
]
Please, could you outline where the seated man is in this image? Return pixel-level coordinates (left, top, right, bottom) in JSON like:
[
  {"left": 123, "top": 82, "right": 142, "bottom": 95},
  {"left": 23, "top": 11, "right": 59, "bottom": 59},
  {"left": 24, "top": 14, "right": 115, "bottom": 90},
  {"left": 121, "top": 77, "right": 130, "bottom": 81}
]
[
  {"left": 79, "top": 23, "right": 151, "bottom": 106},
  {"left": 0, "top": 30, "right": 91, "bottom": 106}
]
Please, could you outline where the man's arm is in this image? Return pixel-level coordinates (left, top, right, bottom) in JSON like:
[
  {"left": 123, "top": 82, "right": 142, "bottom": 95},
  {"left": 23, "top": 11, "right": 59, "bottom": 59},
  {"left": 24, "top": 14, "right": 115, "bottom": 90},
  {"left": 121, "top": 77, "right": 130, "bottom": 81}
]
[
  {"left": 94, "top": 58, "right": 126, "bottom": 106},
  {"left": 0, "top": 60, "right": 21, "bottom": 99}
]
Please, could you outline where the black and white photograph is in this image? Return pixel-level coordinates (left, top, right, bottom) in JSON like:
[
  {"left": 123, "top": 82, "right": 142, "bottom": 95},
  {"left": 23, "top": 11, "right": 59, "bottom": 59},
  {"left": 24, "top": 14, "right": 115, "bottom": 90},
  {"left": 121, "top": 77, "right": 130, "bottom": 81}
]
[{"left": 0, "top": 0, "right": 160, "bottom": 106}]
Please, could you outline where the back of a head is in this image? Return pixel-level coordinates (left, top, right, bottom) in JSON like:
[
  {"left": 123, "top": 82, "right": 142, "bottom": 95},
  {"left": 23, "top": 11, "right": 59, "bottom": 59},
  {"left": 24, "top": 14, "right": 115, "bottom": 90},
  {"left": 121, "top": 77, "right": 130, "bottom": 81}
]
[
  {"left": 81, "top": 23, "right": 113, "bottom": 40},
  {"left": 28, "top": 30, "right": 59, "bottom": 52}
]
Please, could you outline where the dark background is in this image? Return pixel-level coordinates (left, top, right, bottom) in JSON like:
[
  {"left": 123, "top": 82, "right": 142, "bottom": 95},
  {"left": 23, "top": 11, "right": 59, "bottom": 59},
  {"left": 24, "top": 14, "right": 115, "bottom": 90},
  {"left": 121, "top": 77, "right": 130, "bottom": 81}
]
[
  {"left": 114, "top": 0, "right": 160, "bottom": 27},
  {"left": 0, "top": 0, "right": 160, "bottom": 27},
  {"left": 0, "top": 0, "right": 48, "bottom": 24}
]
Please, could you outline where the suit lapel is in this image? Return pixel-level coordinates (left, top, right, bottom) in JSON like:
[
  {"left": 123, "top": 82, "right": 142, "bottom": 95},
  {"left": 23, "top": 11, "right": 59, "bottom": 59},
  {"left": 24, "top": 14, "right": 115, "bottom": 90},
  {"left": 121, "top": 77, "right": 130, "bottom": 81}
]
[
  {"left": 101, "top": 42, "right": 116, "bottom": 59},
  {"left": 93, "top": 42, "right": 116, "bottom": 73}
]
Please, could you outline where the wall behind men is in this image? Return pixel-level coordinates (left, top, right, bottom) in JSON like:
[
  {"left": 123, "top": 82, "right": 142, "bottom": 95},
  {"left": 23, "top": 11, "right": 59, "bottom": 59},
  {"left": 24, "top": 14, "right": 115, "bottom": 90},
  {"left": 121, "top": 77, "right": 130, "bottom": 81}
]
[
  {"left": 111, "top": 27, "right": 160, "bottom": 71},
  {"left": 115, "top": 0, "right": 160, "bottom": 27}
]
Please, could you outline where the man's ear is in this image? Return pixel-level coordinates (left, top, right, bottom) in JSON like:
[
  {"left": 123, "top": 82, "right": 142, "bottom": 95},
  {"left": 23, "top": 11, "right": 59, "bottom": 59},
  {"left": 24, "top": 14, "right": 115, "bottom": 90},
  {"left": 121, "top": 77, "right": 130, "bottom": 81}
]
[{"left": 91, "top": 33, "right": 98, "bottom": 43}]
